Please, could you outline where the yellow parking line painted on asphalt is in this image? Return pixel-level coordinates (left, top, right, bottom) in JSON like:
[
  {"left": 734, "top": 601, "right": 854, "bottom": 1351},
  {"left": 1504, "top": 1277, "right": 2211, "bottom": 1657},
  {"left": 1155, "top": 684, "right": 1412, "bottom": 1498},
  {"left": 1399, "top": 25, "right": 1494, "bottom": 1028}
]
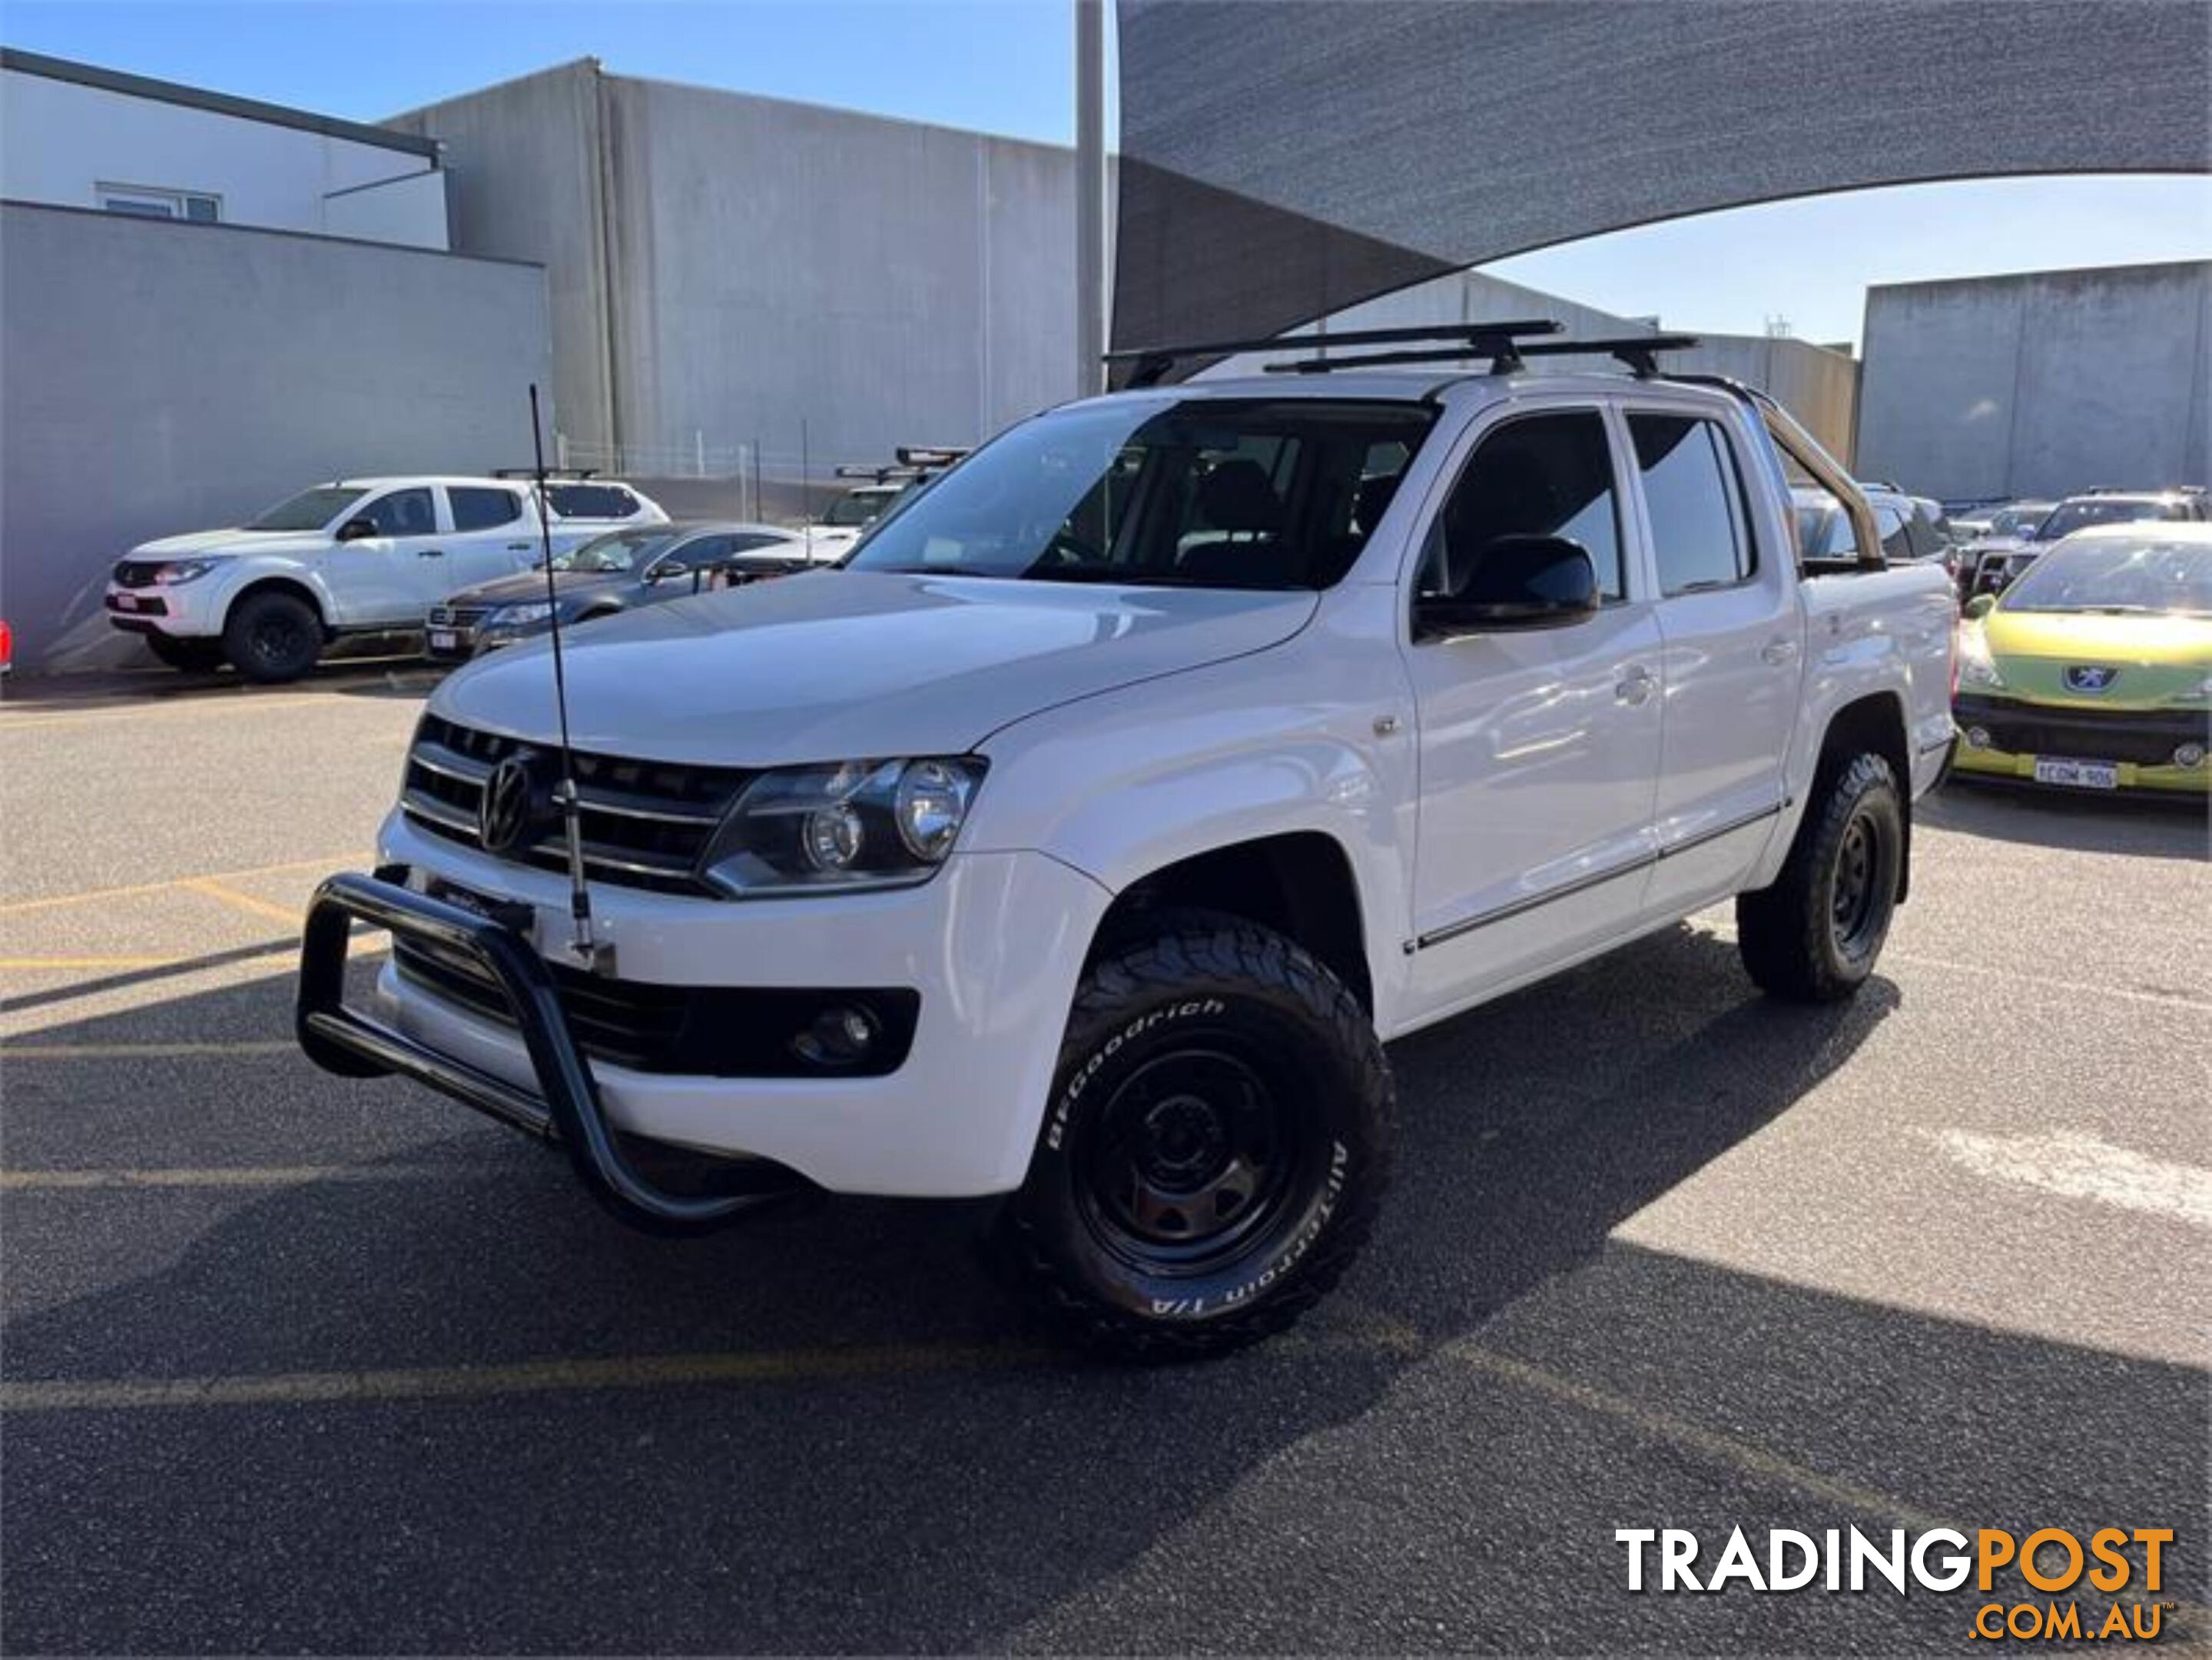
[
  {"left": 1445, "top": 1341, "right": 1958, "bottom": 1532},
  {"left": 0, "top": 1342, "right": 1062, "bottom": 1413},
  {"left": 0, "top": 1164, "right": 478, "bottom": 1192},
  {"left": 1, "top": 1040, "right": 298, "bottom": 1059},
  {"left": 0, "top": 955, "right": 184, "bottom": 971},
  {"left": 0, "top": 854, "right": 368, "bottom": 918},
  {"left": 0, "top": 692, "right": 369, "bottom": 734},
  {"left": 177, "top": 877, "right": 304, "bottom": 928}
]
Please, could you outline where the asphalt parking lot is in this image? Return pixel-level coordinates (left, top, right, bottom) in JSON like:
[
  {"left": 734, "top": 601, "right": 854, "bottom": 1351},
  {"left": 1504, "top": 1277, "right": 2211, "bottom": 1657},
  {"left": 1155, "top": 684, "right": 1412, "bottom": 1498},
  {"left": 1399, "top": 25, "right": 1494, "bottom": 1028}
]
[{"left": 2, "top": 666, "right": 2207, "bottom": 1655}]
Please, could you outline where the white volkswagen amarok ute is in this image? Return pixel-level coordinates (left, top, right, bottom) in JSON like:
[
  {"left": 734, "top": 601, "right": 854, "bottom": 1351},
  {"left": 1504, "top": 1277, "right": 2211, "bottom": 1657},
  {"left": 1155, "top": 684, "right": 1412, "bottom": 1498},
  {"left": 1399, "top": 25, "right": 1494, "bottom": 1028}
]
[
  {"left": 106, "top": 475, "right": 667, "bottom": 682},
  {"left": 297, "top": 327, "right": 1956, "bottom": 1359}
]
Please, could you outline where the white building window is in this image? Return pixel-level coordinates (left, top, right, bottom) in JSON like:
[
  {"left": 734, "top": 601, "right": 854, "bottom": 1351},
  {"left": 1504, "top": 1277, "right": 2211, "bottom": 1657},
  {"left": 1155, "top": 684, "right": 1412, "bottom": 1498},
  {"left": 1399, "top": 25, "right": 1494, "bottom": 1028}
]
[{"left": 96, "top": 183, "right": 221, "bottom": 222}]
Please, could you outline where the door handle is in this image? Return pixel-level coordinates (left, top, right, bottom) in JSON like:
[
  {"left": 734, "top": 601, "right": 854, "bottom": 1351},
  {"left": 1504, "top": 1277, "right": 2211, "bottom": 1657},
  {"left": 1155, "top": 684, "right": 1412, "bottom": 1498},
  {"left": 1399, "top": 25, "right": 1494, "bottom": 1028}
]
[
  {"left": 507, "top": 541, "right": 533, "bottom": 553},
  {"left": 1615, "top": 666, "right": 1655, "bottom": 706},
  {"left": 416, "top": 548, "right": 445, "bottom": 558},
  {"left": 1761, "top": 638, "right": 1799, "bottom": 666}
]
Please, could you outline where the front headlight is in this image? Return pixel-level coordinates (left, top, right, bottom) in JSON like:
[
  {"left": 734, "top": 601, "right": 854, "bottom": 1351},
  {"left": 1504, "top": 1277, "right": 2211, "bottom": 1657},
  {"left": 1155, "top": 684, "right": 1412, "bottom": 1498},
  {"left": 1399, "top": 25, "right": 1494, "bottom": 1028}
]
[
  {"left": 154, "top": 559, "right": 224, "bottom": 584},
  {"left": 700, "top": 756, "right": 985, "bottom": 895},
  {"left": 1956, "top": 630, "right": 2005, "bottom": 689},
  {"left": 491, "top": 602, "right": 555, "bottom": 628}
]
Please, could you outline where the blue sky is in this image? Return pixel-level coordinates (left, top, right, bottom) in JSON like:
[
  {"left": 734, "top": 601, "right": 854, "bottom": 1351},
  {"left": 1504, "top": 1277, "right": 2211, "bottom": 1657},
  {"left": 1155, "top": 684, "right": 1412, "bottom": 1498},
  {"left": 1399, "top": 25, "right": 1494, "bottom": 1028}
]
[{"left": 6, "top": 0, "right": 2206, "bottom": 346}]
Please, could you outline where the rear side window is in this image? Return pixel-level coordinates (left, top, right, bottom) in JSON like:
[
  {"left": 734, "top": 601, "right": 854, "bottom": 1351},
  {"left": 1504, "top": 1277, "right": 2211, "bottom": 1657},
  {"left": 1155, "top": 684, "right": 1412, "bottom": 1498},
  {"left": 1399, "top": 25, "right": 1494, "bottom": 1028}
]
[
  {"left": 546, "top": 483, "right": 641, "bottom": 520},
  {"left": 449, "top": 486, "right": 522, "bottom": 531},
  {"left": 1630, "top": 414, "right": 1756, "bottom": 593},
  {"left": 1418, "top": 410, "right": 1624, "bottom": 601}
]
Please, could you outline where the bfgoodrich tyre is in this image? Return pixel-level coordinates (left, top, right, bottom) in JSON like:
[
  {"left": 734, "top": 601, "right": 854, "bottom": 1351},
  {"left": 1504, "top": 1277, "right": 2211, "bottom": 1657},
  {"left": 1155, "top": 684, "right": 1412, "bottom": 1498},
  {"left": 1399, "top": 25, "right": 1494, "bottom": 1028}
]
[
  {"left": 222, "top": 590, "right": 323, "bottom": 684},
  {"left": 1006, "top": 912, "right": 1392, "bottom": 1360},
  {"left": 1736, "top": 752, "right": 1904, "bottom": 1003}
]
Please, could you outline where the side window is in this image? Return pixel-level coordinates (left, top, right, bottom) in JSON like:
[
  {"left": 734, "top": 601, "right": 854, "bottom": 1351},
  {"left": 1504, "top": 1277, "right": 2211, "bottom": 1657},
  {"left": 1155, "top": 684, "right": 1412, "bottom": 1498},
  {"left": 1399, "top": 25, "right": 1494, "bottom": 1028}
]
[
  {"left": 1629, "top": 414, "right": 1756, "bottom": 594},
  {"left": 546, "top": 483, "right": 640, "bottom": 520},
  {"left": 355, "top": 487, "right": 436, "bottom": 539},
  {"left": 449, "top": 486, "right": 522, "bottom": 531},
  {"left": 726, "top": 533, "right": 788, "bottom": 553},
  {"left": 1874, "top": 504, "right": 1910, "bottom": 561},
  {"left": 1416, "top": 410, "right": 1623, "bottom": 603}
]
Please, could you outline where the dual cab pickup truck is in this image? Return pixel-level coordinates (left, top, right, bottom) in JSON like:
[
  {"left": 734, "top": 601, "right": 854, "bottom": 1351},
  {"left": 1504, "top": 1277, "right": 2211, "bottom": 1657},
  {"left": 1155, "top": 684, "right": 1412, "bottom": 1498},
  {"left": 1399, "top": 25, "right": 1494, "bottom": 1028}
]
[
  {"left": 297, "top": 350, "right": 1956, "bottom": 1358},
  {"left": 107, "top": 475, "right": 665, "bottom": 682}
]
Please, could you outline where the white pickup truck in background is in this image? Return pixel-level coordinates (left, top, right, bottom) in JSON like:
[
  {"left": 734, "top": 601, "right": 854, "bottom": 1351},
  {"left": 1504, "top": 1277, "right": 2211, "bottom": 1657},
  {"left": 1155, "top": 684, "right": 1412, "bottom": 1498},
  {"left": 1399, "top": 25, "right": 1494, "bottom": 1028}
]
[
  {"left": 105, "top": 475, "right": 667, "bottom": 682},
  {"left": 297, "top": 327, "right": 1956, "bottom": 1360}
]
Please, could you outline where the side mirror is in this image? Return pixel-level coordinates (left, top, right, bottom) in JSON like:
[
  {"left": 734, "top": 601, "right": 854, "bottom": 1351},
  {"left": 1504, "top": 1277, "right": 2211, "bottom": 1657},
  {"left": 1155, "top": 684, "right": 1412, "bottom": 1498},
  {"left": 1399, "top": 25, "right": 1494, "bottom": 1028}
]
[
  {"left": 334, "top": 517, "right": 379, "bottom": 543},
  {"left": 1415, "top": 535, "right": 1600, "bottom": 639},
  {"left": 1964, "top": 593, "right": 1996, "bottom": 619},
  {"left": 649, "top": 559, "right": 690, "bottom": 584}
]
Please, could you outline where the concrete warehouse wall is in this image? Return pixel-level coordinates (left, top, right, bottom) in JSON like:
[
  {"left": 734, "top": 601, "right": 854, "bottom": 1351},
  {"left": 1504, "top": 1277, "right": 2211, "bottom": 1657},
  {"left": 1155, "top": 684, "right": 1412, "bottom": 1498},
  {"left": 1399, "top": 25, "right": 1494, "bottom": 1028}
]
[
  {"left": 0, "top": 202, "right": 550, "bottom": 671},
  {"left": 1857, "top": 261, "right": 2212, "bottom": 503},
  {"left": 390, "top": 61, "right": 1080, "bottom": 485},
  {"left": 1202, "top": 269, "right": 1861, "bottom": 461}
]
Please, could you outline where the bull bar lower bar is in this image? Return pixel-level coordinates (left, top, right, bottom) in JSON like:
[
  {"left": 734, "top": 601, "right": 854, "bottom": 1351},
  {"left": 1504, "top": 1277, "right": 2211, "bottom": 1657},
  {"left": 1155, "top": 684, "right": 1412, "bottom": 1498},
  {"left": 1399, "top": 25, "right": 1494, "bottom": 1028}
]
[{"left": 295, "top": 870, "right": 795, "bottom": 1233}]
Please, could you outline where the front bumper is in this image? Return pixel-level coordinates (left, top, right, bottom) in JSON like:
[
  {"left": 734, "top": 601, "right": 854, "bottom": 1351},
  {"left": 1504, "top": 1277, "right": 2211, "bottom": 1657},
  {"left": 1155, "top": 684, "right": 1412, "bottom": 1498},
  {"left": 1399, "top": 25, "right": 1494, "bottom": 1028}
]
[
  {"left": 105, "top": 581, "right": 214, "bottom": 637},
  {"left": 1951, "top": 694, "right": 2210, "bottom": 794},
  {"left": 320, "top": 811, "right": 1113, "bottom": 1198}
]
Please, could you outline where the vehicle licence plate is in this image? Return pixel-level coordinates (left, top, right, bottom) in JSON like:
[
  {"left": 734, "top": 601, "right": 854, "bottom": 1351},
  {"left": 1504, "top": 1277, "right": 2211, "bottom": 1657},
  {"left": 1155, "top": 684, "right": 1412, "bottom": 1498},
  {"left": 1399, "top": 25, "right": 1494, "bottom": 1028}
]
[
  {"left": 429, "top": 629, "right": 459, "bottom": 652},
  {"left": 2032, "top": 757, "right": 2119, "bottom": 791}
]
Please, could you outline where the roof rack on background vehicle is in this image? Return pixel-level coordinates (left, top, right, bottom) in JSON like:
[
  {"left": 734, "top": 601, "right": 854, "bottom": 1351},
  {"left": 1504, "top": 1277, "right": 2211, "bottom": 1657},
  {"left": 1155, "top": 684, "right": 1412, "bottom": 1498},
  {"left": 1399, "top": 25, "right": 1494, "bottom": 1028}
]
[
  {"left": 1262, "top": 332, "right": 1704, "bottom": 378},
  {"left": 1103, "top": 318, "right": 1568, "bottom": 387},
  {"left": 492, "top": 466, "right": 600, "bottom": 481}
]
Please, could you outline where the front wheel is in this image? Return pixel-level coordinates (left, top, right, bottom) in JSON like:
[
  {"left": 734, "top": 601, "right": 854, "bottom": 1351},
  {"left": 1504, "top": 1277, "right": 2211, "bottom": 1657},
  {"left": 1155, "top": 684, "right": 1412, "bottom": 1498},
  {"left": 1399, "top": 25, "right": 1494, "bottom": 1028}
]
[
  {"left": 222, "top": 591, "right": 323, "bottom": 684},
  {"left": 1004, "top": 913, "right": 1393, "bottom": 1360},
  {"left": 1736, "top": 752, "right": 1904, "bottom": 1002}
]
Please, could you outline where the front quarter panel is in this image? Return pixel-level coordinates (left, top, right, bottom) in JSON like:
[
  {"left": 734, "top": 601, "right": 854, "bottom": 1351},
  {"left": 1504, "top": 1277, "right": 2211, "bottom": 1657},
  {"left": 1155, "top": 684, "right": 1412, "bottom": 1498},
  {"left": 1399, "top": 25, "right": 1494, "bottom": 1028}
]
[{"left": 963, "top": 586, "right": 1420, "bottom": 1030}]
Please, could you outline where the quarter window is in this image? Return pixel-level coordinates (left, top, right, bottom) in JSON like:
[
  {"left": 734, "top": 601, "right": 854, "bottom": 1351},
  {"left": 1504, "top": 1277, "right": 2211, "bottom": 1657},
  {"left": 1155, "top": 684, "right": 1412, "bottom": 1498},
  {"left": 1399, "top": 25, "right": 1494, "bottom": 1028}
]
[
  {"left": 1417, "top": 410, "right": 1623, "bottom": 603},
  {"left": 1630, "top": 414, "right": 1756, "bottom": 593},
  {"left": 449, "top": 486, "right": 522, "bottom": 531}
]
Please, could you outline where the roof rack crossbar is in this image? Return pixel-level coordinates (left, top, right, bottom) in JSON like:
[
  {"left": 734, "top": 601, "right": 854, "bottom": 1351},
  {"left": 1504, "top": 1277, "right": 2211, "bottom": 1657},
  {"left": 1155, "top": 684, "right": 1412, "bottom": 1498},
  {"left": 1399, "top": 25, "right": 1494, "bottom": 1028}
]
[
  {"left": 1106, "top": 319, "right": 1567, "bottom": 387},
  {"left": 492, "top": 466, "right": 599, "bottom": 480},
  {"left": 1260, "top": 332, "right": 1703, "bottom": 379}
]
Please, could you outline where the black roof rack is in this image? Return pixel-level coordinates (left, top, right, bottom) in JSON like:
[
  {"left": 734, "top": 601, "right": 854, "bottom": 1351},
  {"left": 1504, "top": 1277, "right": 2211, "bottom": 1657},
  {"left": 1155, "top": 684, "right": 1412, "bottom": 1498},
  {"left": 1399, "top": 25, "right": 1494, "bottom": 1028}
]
[
  {"left": 1104, "top": 319, "right": 1567, "bottom": 388},
  {"left": 1262, "top": 332, "right": 1703, "bottom": 378},
  {"left": 492, "top": 466, "right": 599, "bottom": 480}
]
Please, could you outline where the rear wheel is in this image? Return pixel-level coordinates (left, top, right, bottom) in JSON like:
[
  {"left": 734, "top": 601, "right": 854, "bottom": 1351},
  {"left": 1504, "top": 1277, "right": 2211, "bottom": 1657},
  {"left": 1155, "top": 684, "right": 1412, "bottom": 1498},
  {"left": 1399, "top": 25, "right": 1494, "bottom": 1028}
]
[
  {"left": 1736, "top": 752, "right": 1903, "bottom": 1002},
  {"left": 1004, "top": 912, "right": 1392, "bottom": 1360},
  {"left": 222, "top": 591, "right": 322, "bottom": 684},
  {"left": 144, "top": 635, "right": 226, "bottom": 673}
]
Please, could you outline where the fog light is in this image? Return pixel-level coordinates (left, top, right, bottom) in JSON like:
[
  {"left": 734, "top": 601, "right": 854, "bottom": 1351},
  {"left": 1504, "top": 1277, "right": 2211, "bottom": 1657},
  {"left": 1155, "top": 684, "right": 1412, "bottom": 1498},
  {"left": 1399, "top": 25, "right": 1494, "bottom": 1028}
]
[
  {"left": 793, "top": 1004, "right": 879, "bottom": 1068},
  {"left": 1965, "top": 725, "right": 1991, "bottom": 750},
  {"left": 2174, "top": 742, "right": 2207, "bottom": 769}
]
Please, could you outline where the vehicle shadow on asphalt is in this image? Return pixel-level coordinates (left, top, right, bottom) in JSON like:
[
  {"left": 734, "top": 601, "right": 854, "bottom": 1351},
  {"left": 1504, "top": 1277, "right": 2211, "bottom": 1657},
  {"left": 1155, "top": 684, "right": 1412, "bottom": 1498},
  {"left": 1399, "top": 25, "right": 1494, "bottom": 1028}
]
[
  {"left": 5, "top": 928, "right": 2204, "bottom": 1652},
  {"left": 1925, "top": 779, "right": 2210, "bottom": 860}
]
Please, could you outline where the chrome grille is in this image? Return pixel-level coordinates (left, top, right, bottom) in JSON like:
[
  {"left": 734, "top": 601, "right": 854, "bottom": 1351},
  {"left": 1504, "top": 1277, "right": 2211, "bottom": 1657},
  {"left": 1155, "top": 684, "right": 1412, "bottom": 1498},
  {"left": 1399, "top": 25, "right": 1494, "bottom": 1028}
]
[
  {"left": 427, "top": 605, "right": 491, "bottom": 629},
  {"left": 400, "top": 714, "right": 750, "bottom": 894},
  {"left": 112, "top": 560, "right": 167, "bottom": 589}
]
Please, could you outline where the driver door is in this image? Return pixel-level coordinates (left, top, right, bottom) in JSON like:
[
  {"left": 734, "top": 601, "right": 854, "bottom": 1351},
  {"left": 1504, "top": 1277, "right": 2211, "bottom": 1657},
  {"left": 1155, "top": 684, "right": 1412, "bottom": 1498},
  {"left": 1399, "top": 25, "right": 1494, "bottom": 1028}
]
[
  {"left": 1401, "top": 403, "right": 1665, "bottom": 1021},
  {"left": 323, "top": 486, "right": 445, "bottom": 625}
]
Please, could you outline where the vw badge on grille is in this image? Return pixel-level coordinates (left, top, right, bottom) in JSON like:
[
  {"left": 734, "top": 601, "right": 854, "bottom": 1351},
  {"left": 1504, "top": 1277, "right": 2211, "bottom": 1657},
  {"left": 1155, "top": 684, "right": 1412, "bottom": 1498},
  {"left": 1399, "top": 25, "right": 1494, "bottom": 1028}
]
[
  {"left": 479, "top": 749, "right": 546, "bottom": 853},
  {"left": 2064, "top": 665, "right": 2119, "bottom": 693}
]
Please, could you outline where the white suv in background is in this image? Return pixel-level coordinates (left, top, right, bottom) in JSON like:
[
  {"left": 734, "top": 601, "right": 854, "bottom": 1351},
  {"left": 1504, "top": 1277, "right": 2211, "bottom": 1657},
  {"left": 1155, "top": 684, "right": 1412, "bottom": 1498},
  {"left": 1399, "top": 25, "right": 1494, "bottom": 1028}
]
[{"left": 105, "top": 475, "right": 668, "bottom": 682}]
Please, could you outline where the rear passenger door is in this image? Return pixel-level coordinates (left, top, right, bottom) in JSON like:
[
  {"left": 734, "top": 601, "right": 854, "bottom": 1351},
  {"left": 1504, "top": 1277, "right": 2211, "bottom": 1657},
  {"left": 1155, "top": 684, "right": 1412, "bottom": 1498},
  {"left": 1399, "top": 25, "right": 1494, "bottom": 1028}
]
[
  {"left": 443, "top": 485, "right": 538, "bottom": 590},
  {"left": 1626, "top": 405, "right": 1801, "bottom": 915}
]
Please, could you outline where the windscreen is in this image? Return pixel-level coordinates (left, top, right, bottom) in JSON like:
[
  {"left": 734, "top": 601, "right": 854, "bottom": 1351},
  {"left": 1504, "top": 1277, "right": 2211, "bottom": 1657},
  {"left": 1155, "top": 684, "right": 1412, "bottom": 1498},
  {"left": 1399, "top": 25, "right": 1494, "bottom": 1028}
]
[
  {"left": 2001, "top": 536, "right": 2212, "bottom": 616},
  {"left": 244, "top": 486, "right": 365, "bottom": 532},
  {"left": 846, "top": 398, "right": 1436, "bottom": 590},
  {"left": 823, "top": 489, "right": 894, "bottom": 527},
  {"left": 550, "top": 530, "right": 678, "bottom": 573},
  {"left": 2036, "top": 498, "right": 2179, "bottom": 541}
]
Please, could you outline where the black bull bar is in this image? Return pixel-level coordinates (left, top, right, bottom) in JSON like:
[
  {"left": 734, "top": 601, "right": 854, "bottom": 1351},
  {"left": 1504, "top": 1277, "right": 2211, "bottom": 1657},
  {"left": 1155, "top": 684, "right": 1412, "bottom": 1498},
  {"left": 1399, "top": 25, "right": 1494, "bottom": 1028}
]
[{"left": 296, "top": 870, "right": 798, "bottom": 1233}]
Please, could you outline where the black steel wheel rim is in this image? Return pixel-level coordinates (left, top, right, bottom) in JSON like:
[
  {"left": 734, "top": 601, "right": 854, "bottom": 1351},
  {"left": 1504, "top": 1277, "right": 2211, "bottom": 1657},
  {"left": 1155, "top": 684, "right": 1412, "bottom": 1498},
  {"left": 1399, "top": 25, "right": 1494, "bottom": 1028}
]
[
  {"left": 1075, "top": 1042, "right": 1308, "bottom": 1276},
  {"left": 1830, "top": 809, "right": 1883, "bottom": 956},
  {"left": 248, "top": 613, "right": 306, "bottom": 669}
]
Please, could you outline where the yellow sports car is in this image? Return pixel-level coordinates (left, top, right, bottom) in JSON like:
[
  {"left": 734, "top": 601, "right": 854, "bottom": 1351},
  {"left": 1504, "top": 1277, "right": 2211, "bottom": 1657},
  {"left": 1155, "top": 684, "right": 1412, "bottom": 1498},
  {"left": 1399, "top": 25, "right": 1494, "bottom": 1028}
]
[{"left": 1952, "top": 521, "right": 2211, "bottom": 795}]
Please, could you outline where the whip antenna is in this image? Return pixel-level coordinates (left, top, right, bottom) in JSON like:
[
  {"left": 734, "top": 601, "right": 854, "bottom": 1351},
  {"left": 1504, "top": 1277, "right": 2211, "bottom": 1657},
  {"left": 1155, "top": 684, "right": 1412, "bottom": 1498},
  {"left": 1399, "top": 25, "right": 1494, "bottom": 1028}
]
[{"left": 526, "top": 383, "right": 609, "bottom": 973}]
